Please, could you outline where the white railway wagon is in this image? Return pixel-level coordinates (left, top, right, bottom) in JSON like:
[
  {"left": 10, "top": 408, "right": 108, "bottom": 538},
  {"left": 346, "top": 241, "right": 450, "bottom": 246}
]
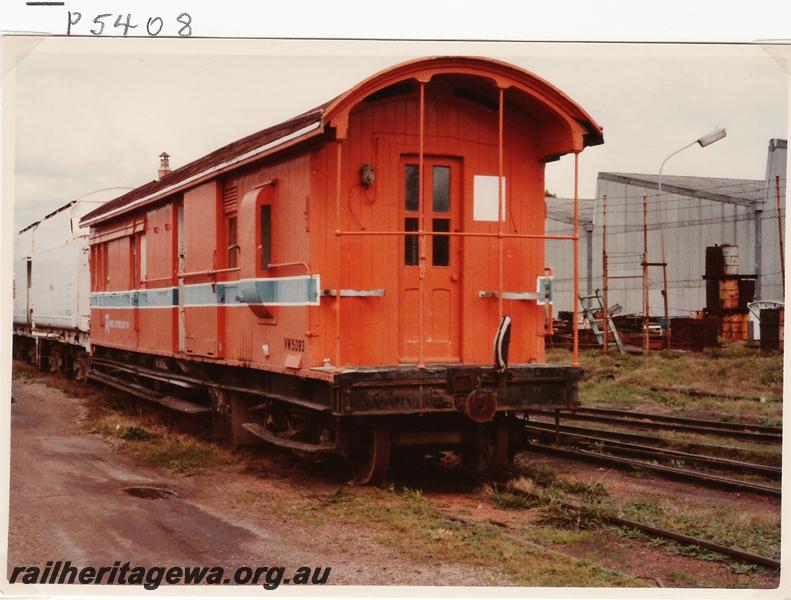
[
  {"left": 13, "top": 189, "right": 122, "bottom": 373},
  {"left": 13, "top": 222, "right": 37, "bottom": 329}
]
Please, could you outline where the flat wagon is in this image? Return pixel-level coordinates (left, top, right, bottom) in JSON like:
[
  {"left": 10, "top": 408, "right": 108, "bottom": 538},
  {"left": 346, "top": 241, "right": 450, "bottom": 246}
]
[{"left": 73, "top": 56, "right": 602, "bottom": 482}]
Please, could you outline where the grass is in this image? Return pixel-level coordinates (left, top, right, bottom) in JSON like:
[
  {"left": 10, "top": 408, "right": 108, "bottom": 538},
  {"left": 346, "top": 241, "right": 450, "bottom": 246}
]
[
  {"left": 276, "top": 486, "right": 639, "bottom": 587},
  {"left": 667, "top": 570, "right": 697, "bottom": 586},
  {"left": 498, "top": 458, "right": 780, "bottom": 573},
  {"left": 488, "top": 463, "right": 612, "bottom": 535},
  {"left": 535, "top": 502, "right": 606, "bottom": 531},
  {"left": 544, "top": 346, "right": 782, "bottom": 467},
  {"left": 546, "top": 345, "right": 783, "bottom": 426},
  {"left": 78, "top": 383, "right": 227, "bottom": 476},
  {"left": 512, "top": 461, "right": 609, "bottom": 502},
  {"left": 609, "top": 495, "right": 780, "bottom": 561}
]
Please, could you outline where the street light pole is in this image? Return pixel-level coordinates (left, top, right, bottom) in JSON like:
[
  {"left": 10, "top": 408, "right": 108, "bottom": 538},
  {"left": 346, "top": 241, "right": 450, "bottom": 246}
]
[{"left": 656, "top": 128, "right": 727, "bottom": 351}]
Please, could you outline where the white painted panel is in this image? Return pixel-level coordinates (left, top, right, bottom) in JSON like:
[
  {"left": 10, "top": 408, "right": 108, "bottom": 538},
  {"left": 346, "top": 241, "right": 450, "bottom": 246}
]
[
  {"left": 30, "top": 207, "right": 81, "bottom": 331},
  {"left": 473, "top": 175, "right": 506, "bottom": 222}
]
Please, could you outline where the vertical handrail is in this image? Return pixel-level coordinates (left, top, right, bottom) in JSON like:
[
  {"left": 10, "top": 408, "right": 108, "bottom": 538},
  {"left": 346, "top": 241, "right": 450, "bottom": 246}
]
[
  {"left": 417, "top": 82, "right": 426, "bottom": 368},
  {"left": 643, "top": 193, "right": 650, "bottom": 356},
  {"left": 497, "top": 87, "right": 505, "bottom": 321},
  {"left": 662, "top": 261, "right": 670, "bottom": 350},
  {"left": 776, "top": 175, "right": 785, "bottom": 295},
  {"left": 602, "top": 194, "right": 610, "bottom": 354},
  {"left": 572, "top": 152, "right": 580, "bottom": 367},
  {"left": 335, "top": 142, "right": 343, "bottom": 366}
]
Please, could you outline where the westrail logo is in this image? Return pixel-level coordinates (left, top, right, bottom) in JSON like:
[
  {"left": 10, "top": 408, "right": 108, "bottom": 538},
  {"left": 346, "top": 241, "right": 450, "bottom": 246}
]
[{"left": 104, "top": 315, "right": 130, "bottom": 333}]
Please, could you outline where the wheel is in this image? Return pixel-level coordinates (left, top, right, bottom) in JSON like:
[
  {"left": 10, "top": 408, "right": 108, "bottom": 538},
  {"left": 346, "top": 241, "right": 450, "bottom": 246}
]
[
  {"left": 73, "top": 356, "right": 89, "bottom": 383},
  {"left": 26, "top": 343, "right": 36, "bottom": 365},
  {"left": 462, "top": 421, "right": 509, "bottom": 480},
  {"left": 49, "top": 348, "right": 62, "bottom": 373},
  {"left": 350, "top": 423, "right": 391, "bottom": 485}
]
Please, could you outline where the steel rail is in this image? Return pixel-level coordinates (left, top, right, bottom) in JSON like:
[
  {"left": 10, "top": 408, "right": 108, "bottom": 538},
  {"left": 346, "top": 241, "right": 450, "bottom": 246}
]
[
  {"left": 525, "top": 442, "right": 781, "bottom": 497},
  {"left": 523, "top": 420, "right": 781, "bottom": 469},
  {"left": 649, "top": 385, "right": 775, "bottom": 403},
  {"left": 529, "top": 409, "right": 781, "bottom": 443},
  {"left": 568, "top": 406, "right": 782, "bottom": 434},
  {"left": 496, "top": 484, "right": 780, "bottom": 570},
  {"left": 523, "top": 425, "right": 781, "bottom": 479}
]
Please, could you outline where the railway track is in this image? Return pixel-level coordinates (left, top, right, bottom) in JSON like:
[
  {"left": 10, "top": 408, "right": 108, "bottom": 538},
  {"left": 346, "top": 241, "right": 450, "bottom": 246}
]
[
  {"left": 529, "top": 407, "right": 782, "bottom": 444},
  {"left": 520, "top": 409, "right": 782, "bottom": 497},
  {"left": 524, "top": 440, "right": 781, "bottom": 497},
  {"left": 523, "top": 424, "right": 781, "bottom": 480},
  {"left": 561, "top": 406, "right": 782, "bottom": 434},
  {"left": 519, "top": 419, "right": 782, "bottom": 467},
  {"left": 489, "top": 484, "right": 780, "bottom": 571}
]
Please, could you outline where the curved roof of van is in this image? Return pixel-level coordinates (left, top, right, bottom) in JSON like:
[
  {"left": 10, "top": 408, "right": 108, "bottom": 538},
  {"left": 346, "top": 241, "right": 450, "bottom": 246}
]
[{"left": 82, "top": 56, "right": 603, "bottom": 225}]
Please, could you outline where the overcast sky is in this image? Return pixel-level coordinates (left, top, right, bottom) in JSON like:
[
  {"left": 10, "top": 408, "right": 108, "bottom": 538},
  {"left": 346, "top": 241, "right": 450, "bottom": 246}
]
[{"left": 8, "top": 39, "right": 789, "bottom": 230}]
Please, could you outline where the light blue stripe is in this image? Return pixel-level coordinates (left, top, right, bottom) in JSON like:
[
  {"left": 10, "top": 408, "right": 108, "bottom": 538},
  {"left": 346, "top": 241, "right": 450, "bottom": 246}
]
[
  {"left": 91, "top": 289, "right": 176, "bottom": 308},
  {"left": 238, "top": 277, "right": 319, "bottom": 305},
  {"left": 137, "top": 288, "right": 178, "bottom": 308},
  {"left": 91, "top": 276, "right": 320, "bottom": 308},
  {"left": 183, "top": 285, "right": 219, "bottom": 306},
  {"left": 90, "top": 291, "right": 138, "bottom": 308}
]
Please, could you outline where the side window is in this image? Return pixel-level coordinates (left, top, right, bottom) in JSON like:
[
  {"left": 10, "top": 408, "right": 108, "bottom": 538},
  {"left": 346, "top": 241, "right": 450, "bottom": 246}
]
[
  {"left": 130, "top": 235, "right": 139, "bottom": 288},
  {"left": 223, "top": 181, "right": 239, "bottom": 270},
  {"left": 254, "top": 191, "right": 275, "bottom": 323},
  {"left": 139, "top": 234, "right": 147, "bottom": 284},
  {"left": 404, "top": 164, "right": 419, "bottom": 266},
  {"left": 90, "top": 247, "right": 97, "bottom": 290},
  {"left": 93, "top": 243, "right": 108, "bottom": 291},
  {"left": 227, "top": 216, "right": 239, "bottom": 268},
  {"left": 259, "top": 204, "right": 272, "bottom": 273},
  {"left": 432, "top": 166, "right": 451, "bottom": 267}
]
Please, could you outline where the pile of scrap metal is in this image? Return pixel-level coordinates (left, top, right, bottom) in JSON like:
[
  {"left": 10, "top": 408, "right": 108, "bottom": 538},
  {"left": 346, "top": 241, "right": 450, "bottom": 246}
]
[
  {"left": 703, "top": 245, "right": 756, "bottom": 341},
  {"left": 669, "top": 316, "right": 720, "bottom": 351},
  {"left": 546, "top": 312, "right": 603, "bottom": 349}
]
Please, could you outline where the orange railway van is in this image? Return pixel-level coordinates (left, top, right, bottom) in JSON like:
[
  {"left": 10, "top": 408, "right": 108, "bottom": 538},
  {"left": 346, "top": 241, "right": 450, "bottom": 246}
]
[{"left": 81, "top": 56, "right": 603, "bottom": 482}]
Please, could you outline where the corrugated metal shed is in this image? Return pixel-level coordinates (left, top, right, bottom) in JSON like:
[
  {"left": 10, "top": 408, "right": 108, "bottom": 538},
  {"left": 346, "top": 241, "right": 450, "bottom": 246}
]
[{"left": 545, "top": 139, "right": 787, "bottom": 315}]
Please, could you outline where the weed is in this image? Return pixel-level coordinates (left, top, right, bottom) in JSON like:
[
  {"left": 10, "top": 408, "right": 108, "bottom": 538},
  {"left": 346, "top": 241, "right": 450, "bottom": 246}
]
[
  {"left": 116, "top": 425, "right": 157, "bottom": 441},
  {"left": 322, "top": 488, "right": 354, "bottom": 505},
  {"left": 667, "top": 570, "right": 697, "bottom": 585},
  {"left": 401, "top": 487, "right": 425, "bottom": 502},
  {"left": 136, "top": 438, "right": 221, "bottom": 475},
  {"left": 670, "top": 544, "right": 725, "bottom": 562},
  {"left": 233, "top": 490, "right": 263, "bottom": 505},
  {"left": 536, "top": 502, "right": 605, "bottom": 531},
  {"left": 488, "top": 488, "right": 543, "bottom": 510},
  {"left": 731, "top": 563, "right": 758, "bottom": 575},
  {"left": 531, "top": 527, "right": 595, "bottom": 545},
  {"left": 516, "top": 463, "right": 559, "bottom": 487},
  {"left": 612, "top": 526, "right": 644, "bottom": 540}
]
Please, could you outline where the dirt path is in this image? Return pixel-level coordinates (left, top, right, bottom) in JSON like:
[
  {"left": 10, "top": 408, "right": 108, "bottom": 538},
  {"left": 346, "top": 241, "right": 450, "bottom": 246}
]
[{"left": 6, "top": 378, "right": 506, "bottom": 586}]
